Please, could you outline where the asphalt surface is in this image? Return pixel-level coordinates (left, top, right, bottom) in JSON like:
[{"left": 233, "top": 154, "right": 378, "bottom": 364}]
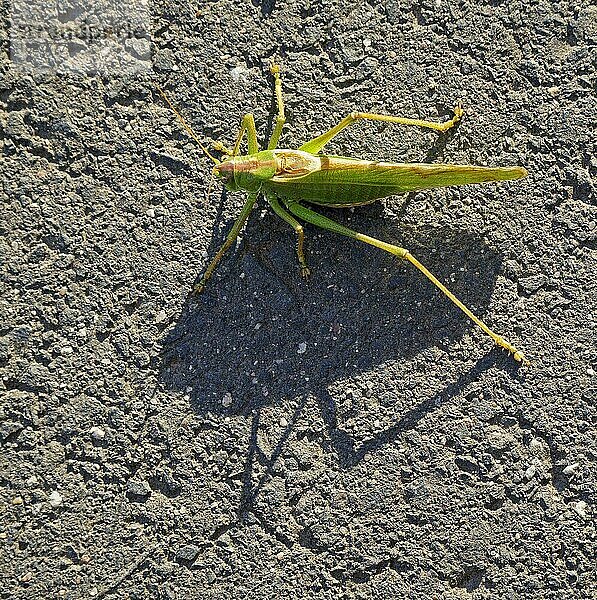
[{"left": 1, "top": 0, "right": 596, "bottom": 598}]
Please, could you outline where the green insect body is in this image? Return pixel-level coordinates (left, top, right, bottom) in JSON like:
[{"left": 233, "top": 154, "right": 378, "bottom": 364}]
[
  {"left": 158, "top": 64, "right": 529, "bottom": 364},
  {"left": 223, "top": 149, "right": 526, "bottom": 206}
]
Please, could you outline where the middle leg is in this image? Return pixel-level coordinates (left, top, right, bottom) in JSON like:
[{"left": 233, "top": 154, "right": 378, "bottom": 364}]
[{"left": 265, "top": 192, "right": 310, "bottom": 278}]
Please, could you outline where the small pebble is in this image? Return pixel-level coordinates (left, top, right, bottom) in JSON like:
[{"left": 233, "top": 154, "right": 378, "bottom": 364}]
[
  {"left": 547, "top": 86, "right": 560, "bottom": 97},
  {"left": 297, "top": 342, "right": 307, "bottom": 354},
  {"left": 155, "top": 310, "right": 167, "bottom": 323},
  {"left": 518, "top": 274, "right": 547, "bottom": 294},
  {"left": 127, "top": 479, "right": 151, "bottom": 498},
  {"left": 230, "top": 65, "right": 249, "bottom": 82},
  {"left": 175, "top": 544, "right": 200, "bottom": 563},
  {"left": 529, "top": 438, "right": 543, "bottom": 453},
  {"left": 572, "top": 500, "right": 587, "bottom": 519},
  {"left": 279, "top": 417, "right": 288, "bottom": 427},
  {"left": 587, "top": 368, "right": 595, "bottom": 377},
  {"left": 222, "top": 393, "right": 232, "bottom": 407},
  {"left": 563, "top": 463, "right": 579, "bottom": 475},
  {"left": 49, "top": 491, "right": 63, "bottom": 508},
  {"left": 60, "top": 345, "right": 74, "bottom": 356},
  {"left": 206, "top": 569, "right": 217, "bottom": 583},
  {"left": 11, "top": 496, "right": 23, "bottom": 505},
  {"left": 524, "top": 465, "right": 536, "bottom": 480},
  {"left": 89, "top": 426, "right": 105, "bottom": 441},
  {"left": 146, "top": 208, "right": 155, "bottom": 217}
]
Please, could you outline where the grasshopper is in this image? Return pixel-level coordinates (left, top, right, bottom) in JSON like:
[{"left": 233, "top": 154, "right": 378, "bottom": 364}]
[{"left": 158, "top": 63, "right": 529, "bottom": 364}]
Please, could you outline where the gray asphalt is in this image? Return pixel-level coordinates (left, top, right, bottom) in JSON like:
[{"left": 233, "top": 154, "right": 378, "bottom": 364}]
[{"left": 2, "top": 0, "right": 595, "bottom": 598}]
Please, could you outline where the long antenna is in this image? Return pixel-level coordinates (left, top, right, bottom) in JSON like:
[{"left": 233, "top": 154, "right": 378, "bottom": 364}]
[{"left": 156, "top": 84, "right": 220, "bottom": 165}]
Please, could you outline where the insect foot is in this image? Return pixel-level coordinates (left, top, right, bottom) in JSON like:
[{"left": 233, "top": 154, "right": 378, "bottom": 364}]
[
  {"left": 192, "top": 282, "right": 207, "bottom": 296},
  {"left": 495, "top": 336, "right": 530, "bottom": 366},
  {"left": 435, "top": 103, "right": 465, "bottom": 132},
  {"left": 300, "top": 266, "right": 311, "bottom": 279},
  {"left": 512, "top": 350, "right": 529, "bottom": 365},
  {"left": 453, "top": 102, "right": 465, "bottom": 122}
]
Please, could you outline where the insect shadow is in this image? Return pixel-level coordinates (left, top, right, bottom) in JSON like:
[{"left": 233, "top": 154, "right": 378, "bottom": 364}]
[{"left": 158, "top": 201, "right": 511, "bottom": 514}]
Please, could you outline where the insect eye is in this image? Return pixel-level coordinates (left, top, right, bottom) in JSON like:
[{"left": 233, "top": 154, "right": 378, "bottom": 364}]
[{"left": 215, "top": 161, "right": 234, "bottom": 181}]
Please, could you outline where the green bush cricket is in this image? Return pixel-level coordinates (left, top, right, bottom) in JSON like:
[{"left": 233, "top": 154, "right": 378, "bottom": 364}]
[{"left": 158, "top": 63, "right": 529, "bottom": 365}]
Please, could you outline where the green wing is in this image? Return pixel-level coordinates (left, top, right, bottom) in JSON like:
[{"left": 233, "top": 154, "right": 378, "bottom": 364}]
[{"left": 265, "top": 152, "right": 527, "bottom": 207}]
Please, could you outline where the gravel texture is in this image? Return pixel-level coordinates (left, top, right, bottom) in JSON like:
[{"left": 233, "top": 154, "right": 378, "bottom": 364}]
[{"left": 1, "top": 0, "right": 596, "bottom": 598}]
